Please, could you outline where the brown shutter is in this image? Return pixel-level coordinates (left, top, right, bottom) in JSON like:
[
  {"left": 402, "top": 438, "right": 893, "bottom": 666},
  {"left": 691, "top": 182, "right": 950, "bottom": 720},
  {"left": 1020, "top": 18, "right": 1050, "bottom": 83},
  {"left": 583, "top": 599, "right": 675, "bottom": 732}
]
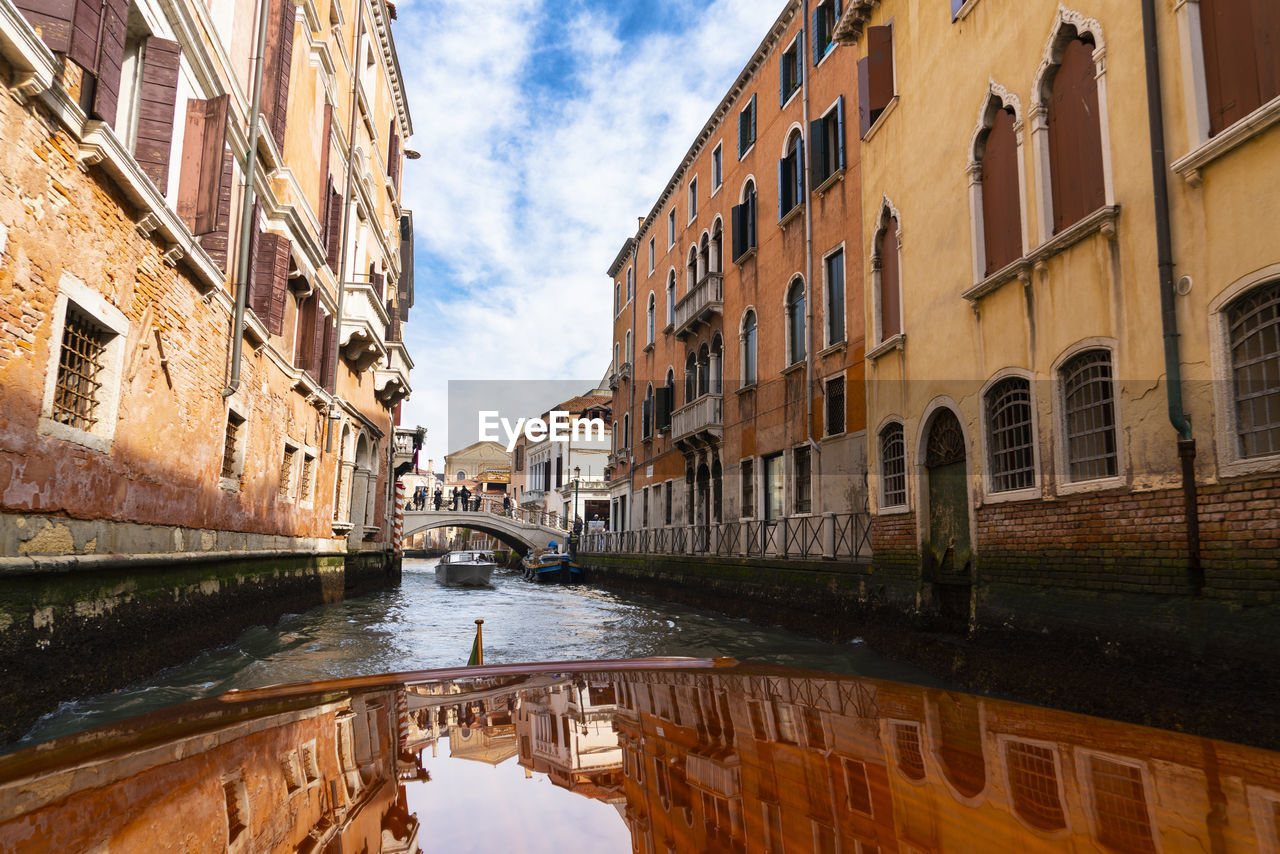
[
  {"left": 1201, "top": 0, "right": 1277, "bottom": 135},
  {"left": 133, "top": 36, "right": 181, "bottom": 190},
  {"left": 295, "top": 294, "right": 313, "bottom": 369},
  {"left": 371, "top": 270, "right": 384, "bottom": 300},
  {"left": 68, "top": 0, "right": 102, "bottom": 73},
  {"left": 252, "top": 229, "right": 291, "bottom": 336},
  {"left": 311, "top": 301, "right": 326, "bottom": 377},
  {"left": 91, "top": 0, "right": 128, "bottom": 123},
  {"left": 262, "top": 0, "right": 294, "bottom": 151},
  {"left": 867, "top": 25, "right": 894, "bottom": 114},
  {"left": 325, "top": 181, "right": 343, "bottom": 270},
  {"left": 1254, "top": 0, "right": 1280, "bottom": 111},
  {"left": 319, "top": 102, "right": 332, "bottom": 209},
  {"left": 879, "top": 222, "right": 901, "bottom": 339},
  {"left": 387, "top": 120, "right": 400, "bottom": 189},
  {"left": 1048, "top": 38, "right": 1104, "bottom": 233},
  {"left": 384, "top": 298, "right": 400, "bottom": 342},
  {"left": 177, "top": 95, "right": 230, "bottom": 234},
  {"left": 320, "top": 314, "right": 337, "bottom": 392},
  {"left": 13, "top": 0, "right": 76, "bottom": 54},
  {"left": 197, "top": 150, "right": 234, "bottom": 270},
  {"left": 981, "top": 107, "right": 1022, "bottom": 274}
]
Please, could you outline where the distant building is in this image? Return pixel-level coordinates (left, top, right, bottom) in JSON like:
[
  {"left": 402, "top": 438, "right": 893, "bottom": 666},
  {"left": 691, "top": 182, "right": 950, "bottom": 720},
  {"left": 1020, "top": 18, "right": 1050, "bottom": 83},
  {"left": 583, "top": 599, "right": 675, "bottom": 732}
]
[{"left": 516, "top": 390, "right": 612, "bottom": 527}]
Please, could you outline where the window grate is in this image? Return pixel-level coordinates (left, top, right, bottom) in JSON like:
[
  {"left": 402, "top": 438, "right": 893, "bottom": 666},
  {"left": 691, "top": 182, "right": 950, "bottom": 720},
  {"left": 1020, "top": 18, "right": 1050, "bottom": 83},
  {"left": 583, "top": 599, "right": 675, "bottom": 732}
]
[
  {"left": 1228, "top": 281, "right": 1280, "bottom": 458},
  {"left": 880, "top": 424, "right": 906, "bottom": 507},
  {"left": 741, "top": 459, "right": 754, "bottom": 518},
  {"left": 893, "top": 723, "right": 925, "bottom": 781},
  {"left": 1090, "top": 757, "right": 1155, "bottom": 853},
  {"left": 843, "top": 758, "right": 873, "bottom": 815},
  {"left": 986, "top": 377, "right": 1035, "bottom": 491},
  {"left": 1006, "top": 741, "right": 1065, "bottom": 830},
  {"left": 826, "top": 376, "right": 846, "bottom": 436},
  {"left": 279, "top": 447, "right": 296, "bottom": 499},
  {"left": 53, "top": 306, "right": 110, "bottom": 432},
  {"left": 300, "top": 455, "right": 315, "bottom": 501},
  {"left": 794, "top": 446, "right": 811, "bottom": 514},
  {"left": 1062, "top": 349, "right": 1118, "bottom": 481},
  {"left": 222, "top": 413, "right": 245, "bottom": 480}
]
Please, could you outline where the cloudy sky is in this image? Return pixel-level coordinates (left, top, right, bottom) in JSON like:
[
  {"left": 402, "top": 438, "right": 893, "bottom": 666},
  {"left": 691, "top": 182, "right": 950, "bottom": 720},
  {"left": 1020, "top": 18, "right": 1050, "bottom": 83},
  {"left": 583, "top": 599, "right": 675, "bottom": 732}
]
[{"left": 390, "top": 0, "right": 782, "bottom": 467}]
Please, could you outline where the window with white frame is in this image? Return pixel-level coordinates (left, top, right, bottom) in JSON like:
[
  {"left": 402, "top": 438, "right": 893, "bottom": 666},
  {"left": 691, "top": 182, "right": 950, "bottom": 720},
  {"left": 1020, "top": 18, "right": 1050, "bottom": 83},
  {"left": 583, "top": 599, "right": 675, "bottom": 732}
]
[
  {"left": 986, "top": 376, "right": 1035, "bottom": 492},
  {"left": 1060, "top": 348, "right": 1118, "bottom": 481},
  {"left": 626, "top": 267, "right": 633, "bottom": 302},
  {"left": 825, "top": 248, "right": 845, "bottom": 345},
  {"left": 712, "top": 142, "right": 723, "bottom": 190},
  {"left": 279, "top": 442, "right": 299, "bottom": 500},
  {"left": 825, "top": 375, "right": 845, "bottom": 437},
  {"left": 39, "top": 274, "right": 129, "bottom": 453},
  {"left": 688, "top": 177, "right": 698, "bottom": 221},
  {"left": 880, "top": 422, "right": 906, "bottom": 508},
  {"left": 811, "top": 97, "right": 846, "bottom": 188},
  {"left": 780, "top": 32, "right": 803, "bottom": 104},
  {"left": 625, "top": 330, "right": 632, "bottom": 363},
  {"left": 742, "top": 309, "right": 757, "bottom": 387},
  {"left": 1226, "top": 279, "right": 1280, "bottom": 459},
  {"left": 1087, "top": 755, "right": 1157, "bottom": 853},
  {"left": 1005, "top": 740, "right": 1066, "bottom": 831},
  {"left": 666, "top": 271, "right": 676, "bottom": 327},
  {"left": 738, "top": 93, "right": 757, "bottom": 158},
  {"left": 1199, "top": 1, "right": 1279, "bottom": 138},
  {"left": 779, "top": 131, "right": 805, "bottom": 219},
  {"left": 648, "top": 236, "right": 655, "bottom": 274},
  {"left": 740, "top": 457, "right": 754, "bottom": 518},
  {"left": 786, "top": 278, "right": 806, "bottom": 365},
  {"left": 614, "top": 281, "right": 621, "bottom": 315},
  {"left": 812, "top": 0, "right": 840, "bottom": 62},
  {"left": 299, "top": 451, "right": 316, "bottom": 503},
  {"left": 793, "top": 445, "right": 811, "bottom": 514},
  {"left": 668, "top": 208, "right": 676, "bottom": 248},
  {"left": 220, "top": 408, "right": 247, "bottom": 489}
]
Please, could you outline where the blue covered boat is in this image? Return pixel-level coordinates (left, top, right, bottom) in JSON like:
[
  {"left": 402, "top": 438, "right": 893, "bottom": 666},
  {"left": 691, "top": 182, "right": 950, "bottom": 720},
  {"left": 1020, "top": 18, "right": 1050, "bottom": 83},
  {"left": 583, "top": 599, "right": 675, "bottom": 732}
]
[{"left": 520, "top": 543, "right": 583, "bottom": 584}]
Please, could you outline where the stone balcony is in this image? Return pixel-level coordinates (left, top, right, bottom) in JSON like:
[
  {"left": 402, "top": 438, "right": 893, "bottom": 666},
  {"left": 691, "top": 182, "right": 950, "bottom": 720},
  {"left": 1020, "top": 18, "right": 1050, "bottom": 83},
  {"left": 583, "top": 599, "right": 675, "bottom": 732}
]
[
  {"left": 341, "top": 277, "right": 391, "bottom": 373},
  {"left": 673, "top": 272, "right": 723, "bottom": 340},
  {"left": 375, "top": 340, "right": 413, "bottom": 407},
  {"left": 392, "top": 426, "right": 420, "bottom": 474},
  {"left": 671, "top": 393, "right": 723, "bottom": 447}
]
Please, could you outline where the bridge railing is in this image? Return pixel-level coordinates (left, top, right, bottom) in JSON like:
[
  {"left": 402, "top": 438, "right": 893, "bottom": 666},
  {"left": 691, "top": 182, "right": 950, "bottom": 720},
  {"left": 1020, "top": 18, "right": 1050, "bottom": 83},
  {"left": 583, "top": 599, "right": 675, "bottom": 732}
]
[
  {"left": 580, "top": 512, "right": 872, "bottom": 561},
  {"left": 401, "top": 497, "right": 571, "bottom": 532}
]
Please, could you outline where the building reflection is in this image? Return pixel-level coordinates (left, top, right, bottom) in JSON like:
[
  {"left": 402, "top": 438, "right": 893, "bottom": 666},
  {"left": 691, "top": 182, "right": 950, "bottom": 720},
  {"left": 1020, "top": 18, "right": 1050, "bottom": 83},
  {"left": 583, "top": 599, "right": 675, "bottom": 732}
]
[{"left": 2, "top": 666, "right": 1278, "bottom": 852}]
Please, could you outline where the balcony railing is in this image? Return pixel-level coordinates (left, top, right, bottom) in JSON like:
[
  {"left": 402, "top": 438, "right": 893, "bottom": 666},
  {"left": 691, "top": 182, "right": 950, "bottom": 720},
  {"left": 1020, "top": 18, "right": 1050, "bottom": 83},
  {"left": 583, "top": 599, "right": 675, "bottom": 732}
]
[
  {"left": 580, "top": 512, "right": 872, "bottom": 560},
  {"left": 671, "top": 393, "right": 722, "bottom": 444},
  {"left": 673, "top": 272, "right": 723, "bottom": 339}
]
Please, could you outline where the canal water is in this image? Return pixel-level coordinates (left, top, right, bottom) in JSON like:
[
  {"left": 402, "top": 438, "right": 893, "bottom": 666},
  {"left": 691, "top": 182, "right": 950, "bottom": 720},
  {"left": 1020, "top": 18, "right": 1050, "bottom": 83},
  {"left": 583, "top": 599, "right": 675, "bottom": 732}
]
[{"left": 17, "top": 558, "right": 941, "bottom": 748}]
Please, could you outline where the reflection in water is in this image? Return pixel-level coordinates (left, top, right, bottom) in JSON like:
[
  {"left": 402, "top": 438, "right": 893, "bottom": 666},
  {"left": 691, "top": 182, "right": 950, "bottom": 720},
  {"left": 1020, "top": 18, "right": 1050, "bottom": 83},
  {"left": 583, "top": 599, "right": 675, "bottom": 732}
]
[{"left": 1, "top": 661, "right": 1278, "bottom": 852}]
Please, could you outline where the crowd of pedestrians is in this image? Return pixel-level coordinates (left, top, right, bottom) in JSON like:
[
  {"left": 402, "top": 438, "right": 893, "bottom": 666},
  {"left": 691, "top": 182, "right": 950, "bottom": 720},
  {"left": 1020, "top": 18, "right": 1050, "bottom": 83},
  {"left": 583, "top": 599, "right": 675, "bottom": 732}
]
[{"left": 404, "top": 484, "right": 515, "bottom": 515}]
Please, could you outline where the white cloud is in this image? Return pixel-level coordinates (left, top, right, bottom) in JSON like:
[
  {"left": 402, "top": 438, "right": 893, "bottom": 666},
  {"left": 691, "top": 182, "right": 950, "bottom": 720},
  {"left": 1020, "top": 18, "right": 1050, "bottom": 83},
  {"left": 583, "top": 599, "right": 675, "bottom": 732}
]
[{"left": 392, "top": 0, "right": 782, "bottom": 466}]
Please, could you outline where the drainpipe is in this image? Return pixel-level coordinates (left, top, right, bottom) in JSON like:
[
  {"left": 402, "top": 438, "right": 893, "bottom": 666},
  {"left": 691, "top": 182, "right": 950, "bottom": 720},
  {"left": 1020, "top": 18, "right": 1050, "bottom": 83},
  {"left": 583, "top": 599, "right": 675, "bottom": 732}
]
[
  {"left": 324, "top": 6, "right": 368, "bottom": 451},
  {"left": 628, "top": 240, "right": 638, "bottom": 532},
  {"left": 222, "top": 0, "right": 272, "bottom": 399},
  {"left": 1141, "top": 0, "right": 1202, "bottom": 588},
  {"left": 800, "top": 0, "right": 819, "bottom": 509}
]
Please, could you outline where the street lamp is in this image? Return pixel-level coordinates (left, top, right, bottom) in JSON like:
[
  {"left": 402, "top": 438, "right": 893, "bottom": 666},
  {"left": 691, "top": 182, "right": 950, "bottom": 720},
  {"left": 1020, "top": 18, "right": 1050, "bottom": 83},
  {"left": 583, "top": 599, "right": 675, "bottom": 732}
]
[{"left": 573, "top": 465, "right": 581, "bottom": 530}]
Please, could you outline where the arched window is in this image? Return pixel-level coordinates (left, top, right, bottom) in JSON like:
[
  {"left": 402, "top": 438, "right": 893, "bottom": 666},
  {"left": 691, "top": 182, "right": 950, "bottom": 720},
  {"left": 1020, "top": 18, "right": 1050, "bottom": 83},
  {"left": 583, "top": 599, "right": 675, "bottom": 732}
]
[
  {"left": 733, "top": 180, "right": 758, "bottom": 261},
  {"left": 685, "top": 352, "right": 697, "bottom": 404},
  {"left": 642, "top": 384, "right": 654, "bottom": 440},
  {"left": 710, "top": 334, "right": 723, "bottom": 395},
  {"left": 1200, "top": 0, "right": 1280, "bottom": 136},
  {"left": 624, "top": 330, "right": 632, "bottom": 363},
  {"left": 1046, "top": 35, "right": 1105, "bottom": 233},
  {"left": 613, "top": 342, "right": 620, "bottom": 373},
  {"left": 1005, "top": 741, "right": 1066, "bottom": 831},
  {"left": 686, "top": 246, "right": 698, "bottom": 292},
  {"left": 985, "top": 376, "right": 1035, "bottom": 492},
  {"left": 1060, "top": 348, "right": 1117, "bottom": 481},
  {"left": 646, "top": 293, "right": 655, "bottom": 345},
  {"left": 614, "top": 281, "right": 621, "bottom": 315},
  {"left": 741, "top": 310, "right": 757, "bottom": 387},
  {"left": 698, "top": 233, "right": 710, "bottom": 281},
  {"left": 455, "top": 470, "right": 466, "bottom": 481},
  {"left": 875, "top": 211, "right": 902, "bottom": 343},
  {"left": 697, "top": 343, "right": 710, "bottom": 397},
  {"left": 1226, "top": 279, "right": 1280, "bottom": 458},
  {"left": 622, "top": 413, "right": 630, "bottom": 449},
  {"left": 880, "top": 422, "right": 906, "bottom": 508},
  {"left": 779, "top": 130, "right": 805, "bottom": 219},
  {"left": 666, "top": 271, "right": 676, "bottom": 326},
  {"left": 786, "top": 278, "right": 806, "bottom": 365},
  {"left": 976, "top": 100, "right": 1023, "bottom": 275},
  {"left": 711, "top": 220, "right": 723, "bottom": 274}
]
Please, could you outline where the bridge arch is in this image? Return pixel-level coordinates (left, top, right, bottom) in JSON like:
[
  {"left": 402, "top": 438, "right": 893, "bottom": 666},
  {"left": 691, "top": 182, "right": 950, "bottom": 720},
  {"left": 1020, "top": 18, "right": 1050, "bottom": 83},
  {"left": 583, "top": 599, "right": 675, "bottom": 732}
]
[{"left": 402, "top": 510, "right": 565, "bottom": 556}]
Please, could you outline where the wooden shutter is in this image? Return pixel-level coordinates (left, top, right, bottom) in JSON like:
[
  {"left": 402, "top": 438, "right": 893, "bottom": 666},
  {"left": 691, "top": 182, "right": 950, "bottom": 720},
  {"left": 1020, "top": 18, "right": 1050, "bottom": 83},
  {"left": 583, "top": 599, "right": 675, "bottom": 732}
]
[
  {"left": 777, "top": 158, "right": 785, "bottom": 219},
  {"left": 91, "top": 0, "right": 128, "bottom": 123},
  {"left": 1201, "top": 0, "right": 1277, "bottom": 135},
  {"left": 178, "top": 95, "right": 230, "bottom": 234},
  {"left": 318, "top": 102, "right": 332, "bottom": 209},
  {"left": 133, "top": 37, "right": 181, "bottom": 190},
  {"left": 834, "top": 95, "right": 845, "bottom": 170},
  {"left": 1048, "top": 38, "right": 1104, "bottom": 233},
  {"left": 1254, "top": 0, "right": 1280, "bottom": 114},
  {"left": 981, "top": 108, "right": 1022, "bottom": 274},
  {"left": 812, "top": 7, "right": 822, "bottom": 65},
  {"left": 252, "top": 231, "right": 291, "bottom": 335},
  {"left": 387, "top": 119, "right": 401, "bottom": 189},
  {"left": 879, "top": 223, "right": 901, "bottom": 338},
  {"left": 857, "top": 55, "right": 872, "bottom": 137},
  {"left": 262, "top": 0, "right": 294, "bottom": 150},
  {"left": 656, "top": 386, "right": 672, "bottom": 431},
  {"left": 13, "top": 0, "right": 76, "bottom": 54},
  {"left": 738, "top": 104, "right": 747, "bottom": 156},
  {"left": 320, "top": 314, "right": 337, "bottom": 391},
  {"left": 295, "top": 293, "right": 317, "bottom": 370},
  {"left": 325, "top": 181, "right": 343, "bottom": 270},
  {"left": 371, "top": 270, "right": 385, "bottom": 300},
  {"left": 867, "top": 25, "right": 894, "bottom": 117},
  {"left": 385, "top": 298, "right": 400, "bottom": 342},
  {"left": 746, "top": 189, "right": 756, "bottom": 250},
  {"left": 731, "top": 204, "right": 744, "bottom": 261},
  {"left": 197, "top": 150, "right": 234, "bottom": 270},
  {"left": 809, "top": 116, "right": 826, "bottom": 185},
  {"left": 68, "top": 0, "right": 103, "bottom": 73}
]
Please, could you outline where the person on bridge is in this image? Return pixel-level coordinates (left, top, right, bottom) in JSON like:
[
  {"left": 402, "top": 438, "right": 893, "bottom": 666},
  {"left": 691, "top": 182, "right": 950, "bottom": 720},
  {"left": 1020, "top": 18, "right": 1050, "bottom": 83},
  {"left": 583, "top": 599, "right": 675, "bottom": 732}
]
[
  {"left": 460, "top": 486, "right": 471, "bottom": 511},
  {"left": 433, "top": 488, "right": 442, "bottom": 510},
  {"left": 451, "top": 487, "right": 459, "bottom": 510},
  {"left": 503, "top": 495, "right": 512, "bottom": 516}
]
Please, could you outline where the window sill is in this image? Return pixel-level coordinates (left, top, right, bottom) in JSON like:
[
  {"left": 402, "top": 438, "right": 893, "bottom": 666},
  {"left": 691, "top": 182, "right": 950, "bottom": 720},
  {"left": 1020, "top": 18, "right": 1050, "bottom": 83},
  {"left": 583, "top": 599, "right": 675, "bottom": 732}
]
[
  {"left": 710, "top": 183, "right": 722, "bottom": 199},
  {"left": 1213, "top": 452, "right": 1280, "bottom": 480},
  {"left": 782, "top": 88, "right": 801, "bottom": 109},
  {"left": 662, "top": 323, "right": 674, "bottom": 334},
  {"left": 962, "top": 256, "right": 1031, "bottom": 302},
  {"left": 778, "top": 203, "right": 805, "bottom": 229},
  {"left": 952, "top": 0, "right": 981, "bottom": 21},
  {"left": 1171, "top": 94, "right": 1280, "bottom": 186},
  {"left": 813, "top": 168, "right": 845, "bottom": 197},
  {"left": 862, "top": 95, "right": 899, "bottom": 142},
  {"left": 877, "top": 503, "right": 911, "bottom": 516},
  {"left": 1053, "top": 473, "right": 1125, "bottom": 497},
  {"left": 815, "top": 43, "right": 837, "bottom": 69},
  {"left": 980, "top": 484, "right": 1042, "bottom": 505},
  {"left": 822, "top": 430, "right": 847, "bottom": 441},
  {"left": 818, "top": 341, "right": 846, "bottom": 360},
  {"left": 738, "top": 142, "right": 755, "bottom": 160},
  {"left": 1030, "top": 205, "right": 1120, "bottom": 267},
  {"left": 643, "top": 343, "right": 654, "bottom": 353},
  {"left": 37, "top": 416, "right": 113, "bottom": 454},
  {"left": 733, "top": 246, "right": 757, "bottom": 265},
  {"left": 219, "top": 477, "right": 242, "bottom": 493},
  {"left": 735, "top": 382, "right": 757, "bottom": 396},
  {"left": 866, "top": 333, "right": 905, "bottom": 361},
  {"left": 780, "top": 361, "right": 805, "bottom": 376}
]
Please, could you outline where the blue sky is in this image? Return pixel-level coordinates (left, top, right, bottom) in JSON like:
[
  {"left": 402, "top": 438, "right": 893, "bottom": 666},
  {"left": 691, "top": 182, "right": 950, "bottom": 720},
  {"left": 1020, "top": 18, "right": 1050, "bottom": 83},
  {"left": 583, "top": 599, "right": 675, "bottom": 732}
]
[{"left": 391, "top": 0, "right": 783, "bottom": 466}]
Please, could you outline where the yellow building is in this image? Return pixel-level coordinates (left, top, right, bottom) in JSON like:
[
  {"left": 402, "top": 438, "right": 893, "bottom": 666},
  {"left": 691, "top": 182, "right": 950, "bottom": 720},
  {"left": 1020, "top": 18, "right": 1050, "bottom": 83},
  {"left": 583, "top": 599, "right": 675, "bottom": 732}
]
[{"left": 836, "top": 0, "right": 1279, "bottom": 656}]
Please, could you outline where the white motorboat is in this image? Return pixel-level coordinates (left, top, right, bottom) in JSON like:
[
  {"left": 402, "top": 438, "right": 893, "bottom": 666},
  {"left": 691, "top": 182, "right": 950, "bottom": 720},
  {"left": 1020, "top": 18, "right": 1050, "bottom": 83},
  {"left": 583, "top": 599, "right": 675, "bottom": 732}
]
[{"left": 435, "top": 551, "right": 496, "bottom": 587}]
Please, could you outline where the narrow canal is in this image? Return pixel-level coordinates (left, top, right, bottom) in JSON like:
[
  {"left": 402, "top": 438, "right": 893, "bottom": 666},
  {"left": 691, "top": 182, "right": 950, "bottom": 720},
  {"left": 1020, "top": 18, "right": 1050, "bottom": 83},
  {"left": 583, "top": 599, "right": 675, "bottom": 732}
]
[{"left": 18, "top": 558, "right": 941, "bottom": 747}]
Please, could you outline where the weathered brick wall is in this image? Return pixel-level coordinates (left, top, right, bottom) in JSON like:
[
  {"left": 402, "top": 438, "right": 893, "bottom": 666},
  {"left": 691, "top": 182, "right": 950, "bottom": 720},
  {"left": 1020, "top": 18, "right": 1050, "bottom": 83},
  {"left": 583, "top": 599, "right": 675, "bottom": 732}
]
[
  {"left": 0, "top": 54, "right": 342, "bottom": 548},
  {"left": 870, "top": 511, "right": 918, "bottom": 601}
]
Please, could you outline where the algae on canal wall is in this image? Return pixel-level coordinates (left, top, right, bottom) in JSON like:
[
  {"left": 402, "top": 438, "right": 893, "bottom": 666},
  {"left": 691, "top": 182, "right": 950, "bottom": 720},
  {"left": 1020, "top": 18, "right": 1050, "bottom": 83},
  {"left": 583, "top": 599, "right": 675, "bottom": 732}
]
[{"left": 0, "top": 550, "right": 400, "bottom": 744}]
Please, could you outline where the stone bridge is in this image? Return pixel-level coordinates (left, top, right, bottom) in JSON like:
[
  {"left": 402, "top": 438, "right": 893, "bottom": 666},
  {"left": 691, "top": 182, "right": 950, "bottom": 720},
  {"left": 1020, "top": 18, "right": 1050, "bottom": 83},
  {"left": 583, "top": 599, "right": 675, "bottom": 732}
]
[{"left": 402, "top": 509, "right": 566, "bottom": 554}]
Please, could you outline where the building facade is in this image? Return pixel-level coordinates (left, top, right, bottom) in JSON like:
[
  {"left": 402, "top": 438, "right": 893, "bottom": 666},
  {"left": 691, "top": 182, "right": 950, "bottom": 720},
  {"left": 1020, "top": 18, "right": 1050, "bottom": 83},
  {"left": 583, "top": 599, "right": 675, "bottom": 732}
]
[
  {"left": 516, "top": 391, "right": 612, "bottom": 527},
  {"left": 605, "top": 0, "right": 869, "bottom": 552},
  {"left": 0, "top": 0, "right": 414, "bottom": 737},
  {"left": 836, "top": 0, "right": 1279, "bottom": 650}
]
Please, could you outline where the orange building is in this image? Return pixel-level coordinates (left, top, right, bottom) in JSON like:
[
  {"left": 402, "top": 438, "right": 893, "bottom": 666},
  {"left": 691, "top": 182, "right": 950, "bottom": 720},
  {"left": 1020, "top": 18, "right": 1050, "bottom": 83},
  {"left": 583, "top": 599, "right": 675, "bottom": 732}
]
[{"left": 605, "top": 0, "right": 868, "bottom": 557}]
